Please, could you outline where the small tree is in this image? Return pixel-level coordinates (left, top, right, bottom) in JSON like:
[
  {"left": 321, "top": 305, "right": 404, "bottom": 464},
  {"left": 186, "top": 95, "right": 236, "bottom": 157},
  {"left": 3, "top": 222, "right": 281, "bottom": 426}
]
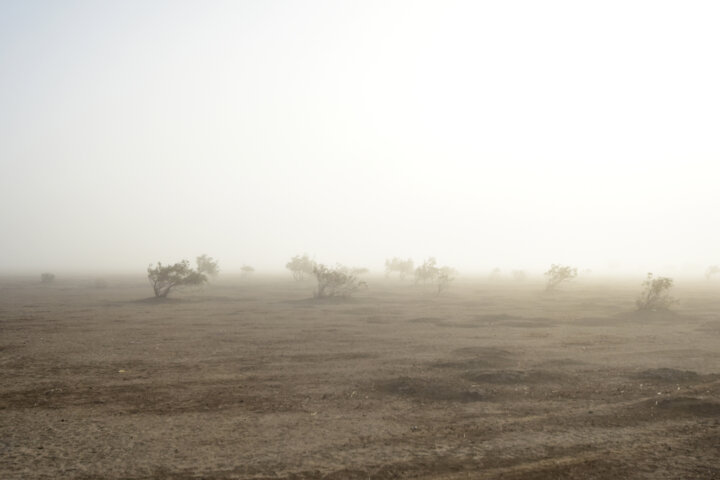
[
  {"left": 414, "top": 258, "right": 456, "bottom": 294},
  {"left": 385, "top": 257, "right": 414, "bottom": 280},
  {"left": 196, "top": 254, "right": 220, "bottom": 277},
  {"left": 414, "top": 257, "right": 439, "bottom": 285},
  {"left": 312, "top": 264, "right": 367, "bottom": 298},
  {"left": 544, "top": 264, "right": 577, "bottom": 291},
  {"left": 706, "top": 265, "right": 720, "bottom": 280},
  {"left": 511, "top": 270, "right": 527, "bottom": 282},
  {"left": 40, "top": 273, "right": 55, "bottom": 283},
  {"left": 286, "top": 254, "right": 316, "bottom": 281},
  {"left": 147, "top": 260, "right": 207, "bottom": 298},
  {"left": 437, "top": 266, "right": 456, "bottom": 295},
  {"left": 636, "top": 273, "right": 676, "bottom": 311},
  {"left": 240, "top": 265, "right": 255, "bottom": 278}
]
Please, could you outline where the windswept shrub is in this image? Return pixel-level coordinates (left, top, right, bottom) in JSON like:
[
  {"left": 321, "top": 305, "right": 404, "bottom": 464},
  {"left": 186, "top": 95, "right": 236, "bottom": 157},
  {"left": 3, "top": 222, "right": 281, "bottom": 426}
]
[
  {"left": 636, "top": 273, "right": 676, "bottom": 311},
  {"left": 196, "top": 254, "right": 220, "bottom": 277},
  {"left": 147, "top": 260, "right": 207, "bottom": 298},
  {"left": 286, "top": 254, "right": 316, "bottom": 281},
  {"left": 312, "top": 264, "right": 367, "bottom": 298},
  {"left": 385, "top": 257, "right": 414, "bottom": 280},
  {"left": 40, "top": 273, "right": 55, "bottom": 283},
  {"left": 544, "top": 264, "right": 577, "bottom": 291}
]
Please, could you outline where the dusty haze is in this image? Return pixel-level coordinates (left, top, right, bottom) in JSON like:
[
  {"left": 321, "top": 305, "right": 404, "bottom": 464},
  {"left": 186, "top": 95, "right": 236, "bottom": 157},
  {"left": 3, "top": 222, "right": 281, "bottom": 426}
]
[{"left": 1, "top": 1, "right": 719, "bottom": 276}]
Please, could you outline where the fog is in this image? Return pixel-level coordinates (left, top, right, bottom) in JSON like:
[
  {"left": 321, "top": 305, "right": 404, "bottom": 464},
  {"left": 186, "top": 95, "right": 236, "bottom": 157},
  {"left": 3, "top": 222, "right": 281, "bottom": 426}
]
[{"left": 1, "top": 1, "right": 718, "bottom": 276}]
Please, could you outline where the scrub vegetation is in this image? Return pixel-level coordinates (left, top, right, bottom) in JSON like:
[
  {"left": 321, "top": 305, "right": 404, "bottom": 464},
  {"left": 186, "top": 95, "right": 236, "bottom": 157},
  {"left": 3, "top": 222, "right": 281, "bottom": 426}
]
[
  {"left": 147, "top": 260, "right": 208, "bottom": 298},
  {"left": 544, "top": 264, "right": 578, "bottom": 291},
  {"left": 312, "top": 264, "right": 367, "bottom": 298},
  {"left": 636, "top": 273, "right": 676, "bottom": 311}
]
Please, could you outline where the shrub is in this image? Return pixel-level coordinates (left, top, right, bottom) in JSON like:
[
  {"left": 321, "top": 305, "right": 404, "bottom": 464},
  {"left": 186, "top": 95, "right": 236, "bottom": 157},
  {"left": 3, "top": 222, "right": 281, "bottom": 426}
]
[
  {"left": 511, "top": 270, "right": 527, "bottom": 282},
  {"left": 544, "top": 264, "right": 577, "bottom": 291},
  {"left": 147, "top": 260, "right": 207, "bottom": 298},
  {"left": 636, "top": 273, "right": 676, "bottom": 311},
  {"left": 286, "top": 254, "right": 316, "bottom": 281},
  {"left": 384, "top": 258, "right": 414, "bottom": 280},
  {"left": 240, "top": 265, "right": 255, "bottom": 278},
  {"left": 414, "top": 257, "right": 456, "bottom": 295},
  {"left": 196, "top": 254, "right": 220, "bottom": 277},
  {"left": 40, "top": 273, "right": 55, "bottom": 283},
  {"left": 312, "top": 264, "right": 367, "bottom": 298},
  {"left": 414, "top": 257, "right": 439, "bottom": 285},
  {"left": 436, "top": 267, "right": 456, "bottom": 295}
]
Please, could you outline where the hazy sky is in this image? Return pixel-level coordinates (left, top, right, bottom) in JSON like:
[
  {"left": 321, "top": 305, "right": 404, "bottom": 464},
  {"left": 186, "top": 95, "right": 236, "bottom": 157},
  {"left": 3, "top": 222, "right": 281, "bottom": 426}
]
[{"left": 1, "top": 1, "right": 718, "bottom": 275}]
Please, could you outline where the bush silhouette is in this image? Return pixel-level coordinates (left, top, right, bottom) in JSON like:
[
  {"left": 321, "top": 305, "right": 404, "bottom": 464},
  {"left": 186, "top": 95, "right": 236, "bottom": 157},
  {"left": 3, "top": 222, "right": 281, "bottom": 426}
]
[
  {"left": 312, "top": 264, "right": 366, "bottom": 298},
  {"left": 385, "top": 258, "right": 414, "bottom": 280},
  {"left": 636, "top": 273, "right": 676, "bottom": 311},
  {"left": 196, "top": 254, "right": 220, "bottom": 277},
  {"left": 40, "top": 273, "right": 55, "bottom": 283},
  {"left": 241, "top": 265, "right": 255, "bottom": 278},
  {"left": 544, "top": 264, "right": 577, "bottom": 291},
  {"left": 414, "top": 257, "right": 456, "bottom": 295},
  {"left": 286, "top": 254, "right": 316, "bottom": 281},
  {"left": 147, "top": 260, "right": 207, "bottom": 298}
]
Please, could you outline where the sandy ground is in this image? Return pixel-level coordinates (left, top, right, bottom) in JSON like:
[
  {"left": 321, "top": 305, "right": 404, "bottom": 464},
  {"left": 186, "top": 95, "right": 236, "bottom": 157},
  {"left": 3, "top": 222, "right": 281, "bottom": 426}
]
[{"left": 1, "top": 275, "right": 720, "bottom": 479}]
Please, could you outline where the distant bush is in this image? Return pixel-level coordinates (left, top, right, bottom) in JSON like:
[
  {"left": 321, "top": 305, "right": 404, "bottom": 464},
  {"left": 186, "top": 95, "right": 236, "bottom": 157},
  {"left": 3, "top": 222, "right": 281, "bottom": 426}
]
[
  {"left": 286, "top": 254, "right": 316, "bottom": 281},
  {"left": 436, "top": 267, "right": 456, "bottom": 295},
  {"left": 40, "top": 273, "right": 55, "bottom": 283},
  {"left": 385, "top": 257, "right": 414, "bottom": 280},
  {"left": 147, "top": 260, "right": 207, "bottom": 298},
  {"left": 489, "top": 268, "right": 502, "bottom": 282},
  {"left": 312, "top": 264, "right": 367, "bottom": 298},
  {"left": 544, "top": 264, "right": 577, "bottom": 291},
  {"left": 414, "top": 257, "right": 456, "bottom": 295},
  {"left": 706, "top": 265, "right": 720, "bottom": 280},
  {"left": 196, "top": 254, "right": 220, "bottom": 277},
  {"left": 511, "top": 270, "right": 527, "bottom": 282},
  {"left": 414, "top": 257, "right": 439, "bottom": 285},
  {"left": 240, "top": 265, "right": 255, "bottom": 278},
  {"left": 636, "top": 273, "right": 676, "bottom": 311}
]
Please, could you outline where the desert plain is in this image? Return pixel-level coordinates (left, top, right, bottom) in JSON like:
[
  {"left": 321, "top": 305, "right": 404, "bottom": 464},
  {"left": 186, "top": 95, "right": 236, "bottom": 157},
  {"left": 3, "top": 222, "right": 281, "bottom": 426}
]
[{"left": 1, "top": 275, "right": 719, "bottom": 479}]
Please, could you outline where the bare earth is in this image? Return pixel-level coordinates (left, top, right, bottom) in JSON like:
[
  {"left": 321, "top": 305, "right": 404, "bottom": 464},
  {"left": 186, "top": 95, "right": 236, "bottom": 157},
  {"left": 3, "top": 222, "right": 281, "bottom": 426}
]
[{"left": 1, "top": 276, "right": 720, "bottom": 479}]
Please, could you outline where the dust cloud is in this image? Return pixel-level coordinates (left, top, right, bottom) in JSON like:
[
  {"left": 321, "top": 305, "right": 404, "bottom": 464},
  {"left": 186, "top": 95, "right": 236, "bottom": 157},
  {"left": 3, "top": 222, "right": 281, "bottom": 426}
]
[{"left": 1, "top": 1, "right": 718, "bottom": 277}]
